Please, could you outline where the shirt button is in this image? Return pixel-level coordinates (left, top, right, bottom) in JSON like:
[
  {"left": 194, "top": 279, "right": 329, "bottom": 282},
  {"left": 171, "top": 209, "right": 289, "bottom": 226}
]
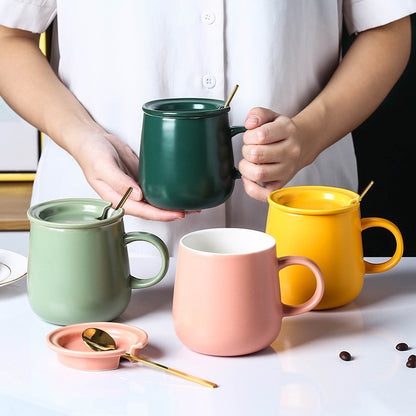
[
  {"left": 201, "top": 10, "right": 216, "bottom": 25},
  {"left": 202, "top": 74, "right": 216, "bottom": 89}
]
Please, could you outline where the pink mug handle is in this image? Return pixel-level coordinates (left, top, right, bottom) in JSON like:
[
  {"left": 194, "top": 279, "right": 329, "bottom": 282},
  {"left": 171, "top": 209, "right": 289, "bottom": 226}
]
[{"left": 277, "top": 255, "right": 325, "bottom": 317}]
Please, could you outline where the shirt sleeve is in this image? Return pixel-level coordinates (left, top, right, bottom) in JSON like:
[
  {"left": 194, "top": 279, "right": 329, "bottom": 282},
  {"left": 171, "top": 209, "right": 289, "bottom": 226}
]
[
  {"left": 0, "top": 0, "right": 56, "bottom": 33},
  {"left": 343, "top": 0, "right": 416, "bottom": 34}
]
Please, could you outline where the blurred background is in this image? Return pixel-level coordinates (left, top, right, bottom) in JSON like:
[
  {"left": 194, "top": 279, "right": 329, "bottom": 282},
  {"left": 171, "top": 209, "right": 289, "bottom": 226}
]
[
  {"left": 1, "top": 18, "right": 415, "bottom": 255},
  {"left": 343, "top": 13, "right": 416, "bottom": 256}
]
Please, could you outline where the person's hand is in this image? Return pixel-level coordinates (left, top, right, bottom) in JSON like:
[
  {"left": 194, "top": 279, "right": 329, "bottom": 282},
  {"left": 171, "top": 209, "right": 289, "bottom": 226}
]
[
  {"left": 73, "top": 130, "right": 188, "bottom": 221},
  {"left": 239, "top": 107, "right": 311, "bottom": 202}
]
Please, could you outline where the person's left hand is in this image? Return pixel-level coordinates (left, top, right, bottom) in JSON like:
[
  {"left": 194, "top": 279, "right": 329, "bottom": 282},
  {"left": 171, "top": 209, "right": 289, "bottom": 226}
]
[{"left": 238, "top": 107, "right": 310, "bottom": 201}]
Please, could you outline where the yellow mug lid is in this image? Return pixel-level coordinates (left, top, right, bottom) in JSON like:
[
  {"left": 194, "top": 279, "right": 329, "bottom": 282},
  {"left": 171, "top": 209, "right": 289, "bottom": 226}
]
[{"left": 268, "top": 186, "right": 359, "bottom": 215}]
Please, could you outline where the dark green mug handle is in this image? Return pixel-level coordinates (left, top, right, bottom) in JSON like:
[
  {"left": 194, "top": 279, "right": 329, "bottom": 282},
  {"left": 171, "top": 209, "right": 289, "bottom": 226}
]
[
  {"left": 124, "top": 232, "right": 169, "bottom": 289},
  {"left": 230, "top": 126, "right": 247, "bottom": 136},
  {"left": 230, "top": 126, "right": 247, "bottom": 179}
]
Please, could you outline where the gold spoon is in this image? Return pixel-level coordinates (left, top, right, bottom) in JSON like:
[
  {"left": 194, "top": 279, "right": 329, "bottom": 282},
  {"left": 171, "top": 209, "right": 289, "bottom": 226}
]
[
  {"left": 219, "top": 84, "right": 239, "bottom": 109},
  {"left": 96, "top": 187, "right": 133, "bottom": 220},
  {"left": 82, "top": 328, "right": 218, "bottom": 388},
  {"left": 348, "top": 180, "right": 374, "bottom": 206}
]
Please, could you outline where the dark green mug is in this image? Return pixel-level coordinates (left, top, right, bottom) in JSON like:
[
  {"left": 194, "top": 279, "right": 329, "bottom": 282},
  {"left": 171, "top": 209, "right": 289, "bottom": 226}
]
[
  {"left": 27, "top": 199, "right": 169, "bottom": 325},
  {"left": 139, "top": 98, "right": 246, "bottom": 210}
]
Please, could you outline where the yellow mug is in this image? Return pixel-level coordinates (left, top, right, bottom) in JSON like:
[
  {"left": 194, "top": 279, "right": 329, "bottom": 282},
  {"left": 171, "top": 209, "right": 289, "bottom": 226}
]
[{"left": 266, "top": 186, "right": 404, "bottom": 310}]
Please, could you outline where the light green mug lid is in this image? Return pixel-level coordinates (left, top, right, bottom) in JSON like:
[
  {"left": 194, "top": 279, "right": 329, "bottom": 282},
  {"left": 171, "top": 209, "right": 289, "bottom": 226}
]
[{"left": 27, "top": 198, "right": 123, "bottom": 229}]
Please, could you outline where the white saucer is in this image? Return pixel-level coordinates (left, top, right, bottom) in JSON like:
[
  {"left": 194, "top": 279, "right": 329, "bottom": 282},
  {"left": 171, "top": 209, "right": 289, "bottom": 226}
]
[{"left": 0, "top": 249, "right": 27, "bottom": 287}]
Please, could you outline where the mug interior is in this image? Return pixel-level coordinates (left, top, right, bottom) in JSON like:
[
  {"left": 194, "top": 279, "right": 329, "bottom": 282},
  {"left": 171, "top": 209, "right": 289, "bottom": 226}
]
[{"left": 180, "top": 228, "right": 275, "bottom": 255}]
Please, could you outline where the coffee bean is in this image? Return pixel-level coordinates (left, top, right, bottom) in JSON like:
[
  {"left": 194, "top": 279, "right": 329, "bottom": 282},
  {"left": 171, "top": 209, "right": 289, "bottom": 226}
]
[
  {"left": 406, "top": 360, "right": 416, "bottom": 368},
  {"left": 396, "top": 342, "right": 409, "bottom": 351},
  {"left": 408, "top": 354, "right": 416, "bottom": 362},
  {"left": 339, "top": 351, "right": 352, "bottom": 361}
]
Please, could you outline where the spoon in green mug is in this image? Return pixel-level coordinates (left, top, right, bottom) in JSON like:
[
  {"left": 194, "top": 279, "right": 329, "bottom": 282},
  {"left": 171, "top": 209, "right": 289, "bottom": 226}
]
[
  {"left": 219, "top": 84, "right": 239, "bottom": 109},
  {"left": 96, "top": 187, "right": 133, "bottom": 220},
  {"left": 82, "top": 327, "right": 218, "bottom": 388}
]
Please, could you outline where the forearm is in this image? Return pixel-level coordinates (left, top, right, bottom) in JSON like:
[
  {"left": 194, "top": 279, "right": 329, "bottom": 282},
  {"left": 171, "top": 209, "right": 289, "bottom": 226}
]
[
  {"left": 0, "top": 26, "right": 103, "bottom": 157},
  {"left": 293, "top": 16, "right": 412, "bottom": 166}
]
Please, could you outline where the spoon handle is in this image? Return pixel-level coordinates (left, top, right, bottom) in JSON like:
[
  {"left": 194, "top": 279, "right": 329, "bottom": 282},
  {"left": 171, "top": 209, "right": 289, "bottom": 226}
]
[
  {"left": 115, "top": 187, "right": 133, "bottom": 210},
  {"left": 357, "top": 180, "right": 374, "bottom": 203},
  {"left": 123, "top": 353, "right": 218, "bottom": 388},
  {"left": 223, "top": 84, "right": 239, "bottom": 108}
]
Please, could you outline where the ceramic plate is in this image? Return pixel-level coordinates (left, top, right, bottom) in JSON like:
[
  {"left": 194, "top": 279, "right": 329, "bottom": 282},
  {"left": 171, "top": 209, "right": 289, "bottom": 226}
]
[{"left": 0, "top": 249, "right": 27, "bottom": 287}]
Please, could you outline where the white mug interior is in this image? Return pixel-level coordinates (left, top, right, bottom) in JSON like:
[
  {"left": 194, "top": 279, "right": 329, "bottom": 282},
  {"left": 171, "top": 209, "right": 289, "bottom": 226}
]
[{"left": 180, "top": 228, "right": 276, "bottom": 255}]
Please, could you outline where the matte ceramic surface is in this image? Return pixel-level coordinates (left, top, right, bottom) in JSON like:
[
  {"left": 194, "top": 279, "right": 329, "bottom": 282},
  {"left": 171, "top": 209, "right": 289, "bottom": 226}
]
[
  {"left": 139, "top": 98, "right": 245, "bottom": 210},
  {"left": 2, "top": 231, "right": 416, "bottom": 416},
  {"left": 0, "top": 249, "right": 27, "bottom": 287},
  {"left": 173, "top": 228, "right": 324, "bottom": 356},
  {"left": 27, "top": 199, "right": 169, "bottom": 325},
  {"left": 46, "top": 322, "right": 148, "bottom": 371},
  {"left": 266, "top": 186, "right": 404, "bottom": 310}
]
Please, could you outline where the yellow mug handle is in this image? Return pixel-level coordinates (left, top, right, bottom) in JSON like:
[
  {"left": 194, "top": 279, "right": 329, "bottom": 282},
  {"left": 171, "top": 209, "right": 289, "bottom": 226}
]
[{"left": 361, "top": 217, "right": 404, "bottom": 274}]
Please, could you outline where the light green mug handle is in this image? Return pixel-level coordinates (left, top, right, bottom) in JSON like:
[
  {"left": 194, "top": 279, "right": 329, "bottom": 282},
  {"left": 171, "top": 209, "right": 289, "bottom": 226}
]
[
  {"left": 124, "top": 232, "right": 169, "bottom": 289},
  {"left": 230, "top": 126, "right": 247, "bottom": 179}
]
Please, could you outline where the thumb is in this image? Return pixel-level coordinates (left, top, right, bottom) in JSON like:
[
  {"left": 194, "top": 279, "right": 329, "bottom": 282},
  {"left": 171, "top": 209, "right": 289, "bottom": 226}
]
[{"left": 245, "top": 107, "right": 281, "bottom": 130}]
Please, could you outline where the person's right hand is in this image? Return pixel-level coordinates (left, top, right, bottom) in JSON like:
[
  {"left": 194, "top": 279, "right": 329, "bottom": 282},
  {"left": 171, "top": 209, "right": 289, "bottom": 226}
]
[{"left": 73, "top": 130, "right": 189, "bottom": 221}]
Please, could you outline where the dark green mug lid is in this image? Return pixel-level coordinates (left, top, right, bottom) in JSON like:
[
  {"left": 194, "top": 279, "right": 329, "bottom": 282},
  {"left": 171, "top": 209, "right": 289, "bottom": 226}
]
[{"left": 142, "top": 98, "right": 229, "bottom": 118}]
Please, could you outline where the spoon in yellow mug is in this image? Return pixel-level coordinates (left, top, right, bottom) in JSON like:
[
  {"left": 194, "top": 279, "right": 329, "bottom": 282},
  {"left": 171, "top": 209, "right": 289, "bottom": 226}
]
[
  {"left": 348, "top": 180, "right": 374, "bottom": 206},
  {"left": 82, "top": 328, "right": 218, "bottom": 388}
]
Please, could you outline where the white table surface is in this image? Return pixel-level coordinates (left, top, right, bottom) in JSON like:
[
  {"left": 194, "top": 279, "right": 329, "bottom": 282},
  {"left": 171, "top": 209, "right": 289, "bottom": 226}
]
[{"left": 1, "top": 231, "right": 416, "bottom": 416}]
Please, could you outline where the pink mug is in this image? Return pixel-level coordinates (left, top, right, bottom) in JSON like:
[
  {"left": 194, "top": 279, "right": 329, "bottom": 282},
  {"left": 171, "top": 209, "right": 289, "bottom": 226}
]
[{"left": 173, "top": 228, "right": 324, "bottom": 356}]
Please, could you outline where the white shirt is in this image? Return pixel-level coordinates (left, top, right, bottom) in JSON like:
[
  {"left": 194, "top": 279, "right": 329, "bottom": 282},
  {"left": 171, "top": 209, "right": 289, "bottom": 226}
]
[{"left": 1, "top": 0, "right": 415, "bottom": 256}]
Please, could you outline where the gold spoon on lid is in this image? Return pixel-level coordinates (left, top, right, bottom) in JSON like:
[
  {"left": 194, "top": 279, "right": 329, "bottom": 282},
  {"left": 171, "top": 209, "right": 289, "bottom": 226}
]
[
  {"left": 82, "top": 328, "right": 218, "bottom": 388},
  {"left": 96, "top": 187, "right": 133, "bottom": 220},
  {"left": 348, "top": 180, "right": 374, "bottom": 206}
]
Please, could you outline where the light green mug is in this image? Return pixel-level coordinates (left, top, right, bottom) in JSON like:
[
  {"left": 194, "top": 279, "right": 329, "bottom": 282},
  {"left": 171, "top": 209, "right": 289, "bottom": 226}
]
[{"left": 27, "top": 199, "right": 169, "bottom": 325}]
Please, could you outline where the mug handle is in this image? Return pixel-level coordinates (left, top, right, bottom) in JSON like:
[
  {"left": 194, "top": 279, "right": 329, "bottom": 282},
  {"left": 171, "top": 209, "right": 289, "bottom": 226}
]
[
  {"left": 277, "top": 256, "right": 325, "bottom": 317},
  {"left": 123, "top": 232, "right": 169, "bottom": 289},
  {"left": 230, "top": 126, "right": 247, "bottom": 136},
  {"left": 229, "top": 126, "right": 247, "bottom": 179},
  {"left": 361, "top": 217, "right": 404, "bottom": 274}
]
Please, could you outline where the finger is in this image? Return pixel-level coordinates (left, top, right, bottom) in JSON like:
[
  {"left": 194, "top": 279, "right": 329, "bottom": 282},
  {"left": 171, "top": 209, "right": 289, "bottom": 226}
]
[
  {"left": 122, "top": 199, "right": 187, "bottom": 221},
  {"left": 241, "top": 177, "right": 282, "bottom": 202},
  {"left": 239, "top": 158, "right": 288, "bottom": 184},
  {"left": 242, "top": 136, "right": 301, "bottom": 165},
  {"left": 93, "top": 183, "right": 185, "bottom": 221},
  {"left": 243, "top": 115, "right": 295, "bottom": 146},
  {"left": 94, "top": 179, "right": 191, "bottom": 221},
  {"left": 92, "top": 170, "right": 143, "bottom": 202},
  {"left": 242, "top": 143, "right": 277, "bottom": 164},
  {"left": 124, "top": 200, "right": 203, "bottom": 221}
]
